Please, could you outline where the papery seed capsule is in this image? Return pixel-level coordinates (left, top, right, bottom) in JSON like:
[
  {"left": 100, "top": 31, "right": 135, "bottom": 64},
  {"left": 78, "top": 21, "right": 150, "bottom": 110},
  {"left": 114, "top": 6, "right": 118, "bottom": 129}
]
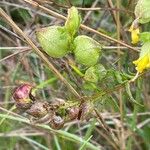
[
  {"left": 50, "top": 98, "right": 65, "bottom": 108},
  {"left": 26, "top": 101, "right": 48, "bottom": 118},
  {"left": 13, "top": 84, "right": 34, "bottom": 109},
  {"left": 78, "top": 102, "right": 93, "bottom": 120},
  {"left": 67, "top": 107, "right": 79, "bottom": 120},
  {"left": 84, "top": 64, "right": 107, "bottom": 83},
  {"left": 36, "top": 26, "right": 71, "bottom": 58},
  {"left": 50, "top": 115, "right": 64, "bottom": 130}
]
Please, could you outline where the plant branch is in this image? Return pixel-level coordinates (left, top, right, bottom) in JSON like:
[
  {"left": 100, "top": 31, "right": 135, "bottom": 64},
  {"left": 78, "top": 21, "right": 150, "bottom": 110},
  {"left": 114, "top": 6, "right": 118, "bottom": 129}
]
[{"left": 0, "top": 8, "right": 80, "bottom": 99}]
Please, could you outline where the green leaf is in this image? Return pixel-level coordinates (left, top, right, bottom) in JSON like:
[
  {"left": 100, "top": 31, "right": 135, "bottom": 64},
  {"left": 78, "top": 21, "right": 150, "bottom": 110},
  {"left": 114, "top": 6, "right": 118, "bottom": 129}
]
[
  {"left": 135, "top": 0, "right": 150, "bottom": 24},
  {"left": 140, "top": 41, "right": 150, "bottom": 57},
  {"left": 140, "top": 32, "right": 150, "bottom": 43},
  {"left": 114, "top": 71, "right": 123, "bottom": 84},
  {"left": 125, "top": 83, "right": 143, "bottom": 107},
  {"left": 0, "top": 114, "right": 99, "bottom": 150},
  {"left": 21, "top": 136, "right": 49, "bottom": 150},
  {"left": 79, "top": 135, "right": 93, "bottom": 150}
]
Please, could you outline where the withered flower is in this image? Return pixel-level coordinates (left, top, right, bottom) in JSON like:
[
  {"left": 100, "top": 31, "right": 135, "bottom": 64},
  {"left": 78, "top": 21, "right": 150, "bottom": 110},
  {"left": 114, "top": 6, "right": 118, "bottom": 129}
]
[
  {"left": 13, "top": 84, "right": 34, "bottom": 109},
  {"left": 26, "top": 101, "right": 48, "bottom": 118},
  {"left": 50, "top": 115, "right": 64, "bottom": 130}
]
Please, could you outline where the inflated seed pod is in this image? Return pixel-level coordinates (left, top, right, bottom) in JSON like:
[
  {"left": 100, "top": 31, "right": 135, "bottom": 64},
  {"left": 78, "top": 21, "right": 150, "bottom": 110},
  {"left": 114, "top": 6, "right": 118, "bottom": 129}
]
[
  {"left": 84, "top": 64, "right": 107, "bottom": 83},
  {"left": 13, "top": 84, "right": 34, "bottom": 109},
  {"left": 73, "top": 35, "right": 101, "bottom": 67},
  {"left": 49, "top": 115, "right": 64, "bottom": 130},
  {"left": 135, "top": 0, "right": 150, "bottom": 24},
  {"left": 36, "top": 26, "right": 71, "bottom": 58},
  {"left": 26, "top": 101, "right": 48, "bottom": 118}
]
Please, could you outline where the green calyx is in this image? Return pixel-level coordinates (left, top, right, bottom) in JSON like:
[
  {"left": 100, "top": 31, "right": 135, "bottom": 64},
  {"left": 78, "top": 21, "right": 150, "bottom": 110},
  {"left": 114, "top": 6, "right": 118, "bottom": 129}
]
[
  {"left": 65, "top": 6, "right": 81, "bottom": 37},
  {"left": 73, "top": 35, "right": 102, "bottom": 67}
]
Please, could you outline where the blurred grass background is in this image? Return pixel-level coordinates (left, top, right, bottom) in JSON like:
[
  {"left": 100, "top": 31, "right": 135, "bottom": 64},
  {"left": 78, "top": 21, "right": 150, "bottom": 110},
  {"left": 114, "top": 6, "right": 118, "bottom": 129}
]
[{"left": 0, "top": 0, "right": 150, "bottom": 150}]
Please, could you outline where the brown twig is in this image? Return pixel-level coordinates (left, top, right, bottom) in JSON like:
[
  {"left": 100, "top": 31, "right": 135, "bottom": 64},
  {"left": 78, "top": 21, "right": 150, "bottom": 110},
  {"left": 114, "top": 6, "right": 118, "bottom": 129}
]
[
  {"left": 116, "top": 0, "right": 125, "bottom": 149},
  {"left": 0, "top": 48, "right": 31, "bottom": 63},
  {"left": 82, "top": 0, "right": 99, "bottom": 23},
  {"left": 47, "top": 0, "right": 133, "bottom": 14}
]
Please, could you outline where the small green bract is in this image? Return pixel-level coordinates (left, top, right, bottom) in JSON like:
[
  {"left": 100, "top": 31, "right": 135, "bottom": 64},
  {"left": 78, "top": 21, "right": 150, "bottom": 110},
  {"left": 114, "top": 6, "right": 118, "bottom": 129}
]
[
  {"left": 36, "top": 26, "right": 70, "bottom": 58},
  {"left": 73, "top": 35, "right": 101, "bottom": 67}
]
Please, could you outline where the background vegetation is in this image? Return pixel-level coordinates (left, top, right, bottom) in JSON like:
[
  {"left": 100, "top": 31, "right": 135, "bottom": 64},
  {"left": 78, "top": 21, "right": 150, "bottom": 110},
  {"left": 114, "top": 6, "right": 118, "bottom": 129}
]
[{"left": 0, "top": 0, "right": 150, "bottom": 150}]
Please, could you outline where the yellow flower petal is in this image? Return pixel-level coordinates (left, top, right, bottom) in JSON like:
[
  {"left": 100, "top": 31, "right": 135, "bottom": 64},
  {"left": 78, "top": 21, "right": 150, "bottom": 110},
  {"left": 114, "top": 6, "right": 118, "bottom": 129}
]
[
  {"left": 131, "top": 28, "right": 140, "bottom": 44},
  {"left": 129, "top": 24, "right": 140, "bottom": 44},
  {"left": 133, "top": 55, "right": 150, "bottom": 73}
]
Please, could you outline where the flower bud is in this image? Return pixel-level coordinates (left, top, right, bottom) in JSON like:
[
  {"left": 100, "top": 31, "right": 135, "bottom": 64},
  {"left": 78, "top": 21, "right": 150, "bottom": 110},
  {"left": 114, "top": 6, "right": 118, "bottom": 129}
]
[
  {"left": 65, "top": 6, "right": 81, "bottom": 36},
  {"left": 73, "top": 35, "right": 101, "bottom": 67},
  {"left": 13, "top": 84, "right": 33, "bottom": 109},
  {"left": 36, "top": 26, "right": 71, "bottom": 58},
  {"left": 50, "top": 115, "right": 64, "bottom": 130},
  {"left": 26, "top": 101, "right": 48, "bottom": 118},
  {"left": 67, "top": 107, "right": 79, "bottom": 120}
]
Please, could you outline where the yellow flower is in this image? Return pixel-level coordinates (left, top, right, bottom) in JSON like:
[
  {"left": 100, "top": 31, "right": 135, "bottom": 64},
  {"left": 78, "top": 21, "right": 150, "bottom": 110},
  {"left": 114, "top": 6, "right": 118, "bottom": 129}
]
[
  {"left": 133, "top": 53, "right": 150, "bottom": 73},
  {"left": 129, "top": 24, "right": 140, "bottom": 44}
]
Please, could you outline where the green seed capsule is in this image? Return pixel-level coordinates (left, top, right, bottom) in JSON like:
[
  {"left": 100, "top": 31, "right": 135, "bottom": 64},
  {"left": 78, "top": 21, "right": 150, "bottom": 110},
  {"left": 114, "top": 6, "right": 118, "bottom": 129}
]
[
  {"left": 36, "top": 26, "right": 71, "bottom": 58},
  {"left": 73, "top": 35, "right": 101, "bottom": 67}
]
